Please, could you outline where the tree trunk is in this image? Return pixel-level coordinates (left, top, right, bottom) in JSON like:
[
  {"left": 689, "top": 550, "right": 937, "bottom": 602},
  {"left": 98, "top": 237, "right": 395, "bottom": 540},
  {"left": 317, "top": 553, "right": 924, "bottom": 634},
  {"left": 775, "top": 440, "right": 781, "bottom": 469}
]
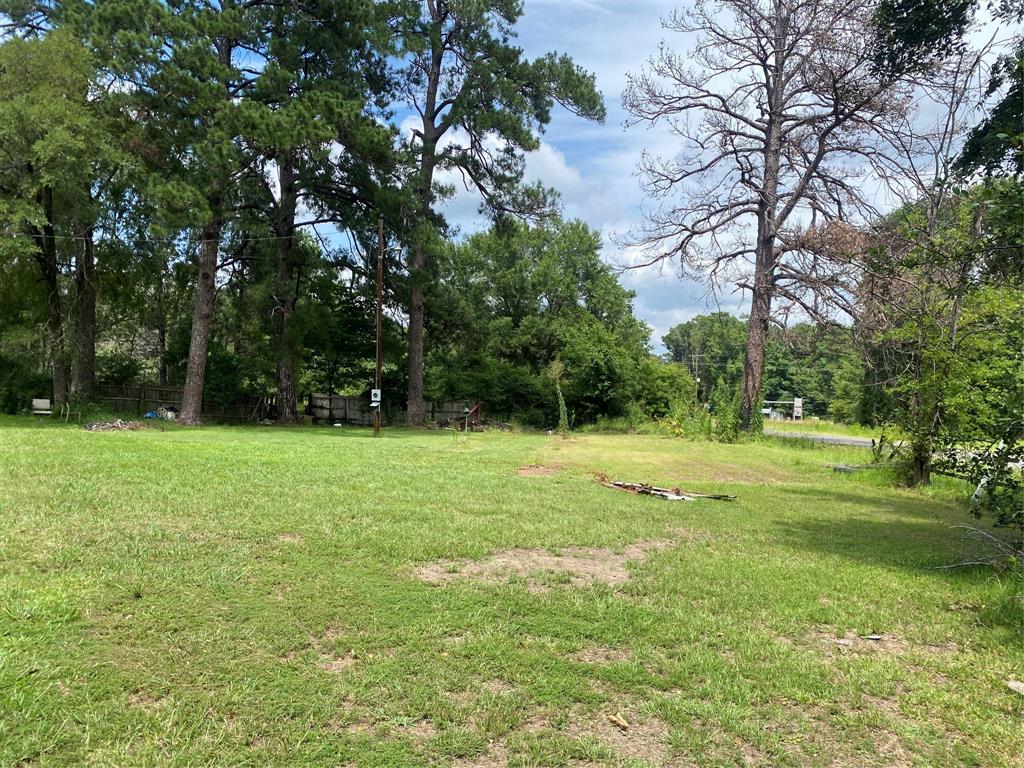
[
  {"left": 157, "top": 321, "right": 167, "bottom": 386},
  {"left": 273, "top": 155, "right": 300, "bottom": 425},
  {"left": 34, "top": 186, "right": 66, "bottom": 407},
  {"left": 739, "top": 279, "right": 771, "bottom": 429},
  {"left": 912, "top": 451, "right": 931, "bottom": 485},
  {"left": 71, "top": 226, "right": 96, "bottom": 400},
  {"left": 156, "top": 273, "right": 168, "bottom": 386},
  {"left": 739, "top": 67, "right": 783, "bottom": 430},
  {"left": 179, "top": 220, "right": 221, "bottom": 425},
  {"left": 406, "top": 134, "right": 437, "bottom": 427},
  {"left": 405, "top": 241, "right": 427, "bottom": 426}
]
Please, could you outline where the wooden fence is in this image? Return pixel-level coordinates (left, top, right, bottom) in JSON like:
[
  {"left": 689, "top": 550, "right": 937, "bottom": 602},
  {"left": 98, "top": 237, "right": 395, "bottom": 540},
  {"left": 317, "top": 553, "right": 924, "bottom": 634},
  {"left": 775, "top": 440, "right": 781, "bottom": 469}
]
[
  {"left": 310, "top": 394, "right": 472, "bottom": 427},
  {"left": 94, "top": 384, "right": 266, "bottom": 422},
  {"left": 96, "top": 384, "right": 472, "bottom": 426}
]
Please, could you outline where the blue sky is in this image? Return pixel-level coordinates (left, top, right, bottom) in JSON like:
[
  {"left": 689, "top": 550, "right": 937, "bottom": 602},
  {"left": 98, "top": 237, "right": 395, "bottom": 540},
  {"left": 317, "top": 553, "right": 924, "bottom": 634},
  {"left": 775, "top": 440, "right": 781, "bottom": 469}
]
[
  {"left": 427, "top": 1, "right": 1008, "bottom": 354},
  {"left": 432, "top": 1, "right": 744, "bottom": 353}
]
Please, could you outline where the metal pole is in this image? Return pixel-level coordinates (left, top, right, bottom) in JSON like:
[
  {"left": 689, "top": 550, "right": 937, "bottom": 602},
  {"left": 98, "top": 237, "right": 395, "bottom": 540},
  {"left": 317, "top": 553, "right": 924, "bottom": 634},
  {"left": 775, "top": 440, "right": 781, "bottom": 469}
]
[{"left": 374, "top": 216, "right": 383, "bottom": 436}]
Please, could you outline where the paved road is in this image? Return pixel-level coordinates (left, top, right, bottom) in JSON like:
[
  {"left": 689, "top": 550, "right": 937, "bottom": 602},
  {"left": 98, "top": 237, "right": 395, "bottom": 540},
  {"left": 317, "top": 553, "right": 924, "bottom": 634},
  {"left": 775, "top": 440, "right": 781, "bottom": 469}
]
[{"left": 763, "top": 429, "right": 877, "bottom": 447}]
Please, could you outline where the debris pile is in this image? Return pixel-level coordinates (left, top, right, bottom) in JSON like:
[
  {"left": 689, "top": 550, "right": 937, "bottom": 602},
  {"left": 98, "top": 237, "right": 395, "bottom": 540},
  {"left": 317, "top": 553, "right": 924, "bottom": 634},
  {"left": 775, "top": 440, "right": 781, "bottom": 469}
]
[
  {"left": 432, "top": 416, "right": 513, "bottom": 432},
  {"left": 83, "top": 420, "right": 143, "bottom": 432},
  {"left": 603, "top": 480, "right": 736, "bottom": 502}
]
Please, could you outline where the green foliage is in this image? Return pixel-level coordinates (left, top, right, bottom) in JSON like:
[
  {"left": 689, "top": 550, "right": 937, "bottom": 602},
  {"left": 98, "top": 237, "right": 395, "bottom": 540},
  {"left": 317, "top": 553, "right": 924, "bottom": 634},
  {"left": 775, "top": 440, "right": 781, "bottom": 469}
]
[
  {"left": 425, "top": 218, "right": 656, "bottom": 426},
  {"left": 872, "top": 0, "right": 1023, "bottom": 175},
  {"left": 547, "top": 357, "right": 569, "bottom": 436},
  {"left": 0, "top": 354, "right": 49, "bottom": 414},
  {"left": 871, "top": 0, "right": 975, "bottom": 77},
  {"left": 957, "top": 43, "right": 1024, "bottom": 176},
  {"left": 658, "top": 399, "right": 712, "bottom": 441},
  {"left": 828, "top": 356, "right": 866, "bottom": 424},
  {"left": 711, "top": 376, "right": 742, "bottom": 444},
  {"left": 860, "top": 183, "right": 1024, "bottom": 488},
  {"left": 663, "top": 315, "right": 863, "bottom": 421},
  {"left": 662, "top": 313, "right": 745, "bottom": 401},
  {"left": 95, "top": 350, "right": 141, "bottom": 387},
  {"left": 0, "top": 30, "right": 127, "bottom": 252}
]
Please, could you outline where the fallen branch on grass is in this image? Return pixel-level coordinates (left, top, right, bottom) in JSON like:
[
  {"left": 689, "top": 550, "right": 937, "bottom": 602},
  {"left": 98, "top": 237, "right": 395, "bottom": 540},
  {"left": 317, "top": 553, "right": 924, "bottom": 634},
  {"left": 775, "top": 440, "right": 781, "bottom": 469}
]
[{"left": 603, "top": 481, "right": 736, "bottom": 502}]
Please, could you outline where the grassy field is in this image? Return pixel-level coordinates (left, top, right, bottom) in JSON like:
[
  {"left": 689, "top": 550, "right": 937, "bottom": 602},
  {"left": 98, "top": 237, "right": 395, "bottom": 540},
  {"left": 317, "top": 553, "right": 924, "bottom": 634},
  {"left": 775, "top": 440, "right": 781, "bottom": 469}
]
[
  {"left": 761, "top": 420, "right": 894, "bottom": 440},
  {"left": 0, "top": 417, "right": 1021, "bottom": 767}
]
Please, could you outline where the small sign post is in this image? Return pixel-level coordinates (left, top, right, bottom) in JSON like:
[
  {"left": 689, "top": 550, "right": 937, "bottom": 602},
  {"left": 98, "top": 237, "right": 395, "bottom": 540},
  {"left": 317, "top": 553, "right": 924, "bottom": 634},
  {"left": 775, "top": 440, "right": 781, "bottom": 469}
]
[{"left": 793, "top": 397, "right": 803, "bottom": 420}]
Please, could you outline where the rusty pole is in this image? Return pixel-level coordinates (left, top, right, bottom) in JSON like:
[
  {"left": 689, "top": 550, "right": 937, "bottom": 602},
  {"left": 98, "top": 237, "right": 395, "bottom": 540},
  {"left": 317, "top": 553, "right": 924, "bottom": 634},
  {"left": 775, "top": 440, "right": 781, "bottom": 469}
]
[{"left": 374, "top": 216, "right": 384, "bottom": 436}]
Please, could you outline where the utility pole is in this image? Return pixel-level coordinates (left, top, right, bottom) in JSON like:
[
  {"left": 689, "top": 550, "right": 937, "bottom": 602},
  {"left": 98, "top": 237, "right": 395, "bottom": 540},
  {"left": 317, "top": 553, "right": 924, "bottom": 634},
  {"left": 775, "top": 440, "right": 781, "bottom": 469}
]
[
  {"left": 690, "top": 353, "right": 706, "bottom": 404},
  {"left": 374, "top": 216, "right": 384, "bottom": 436}
]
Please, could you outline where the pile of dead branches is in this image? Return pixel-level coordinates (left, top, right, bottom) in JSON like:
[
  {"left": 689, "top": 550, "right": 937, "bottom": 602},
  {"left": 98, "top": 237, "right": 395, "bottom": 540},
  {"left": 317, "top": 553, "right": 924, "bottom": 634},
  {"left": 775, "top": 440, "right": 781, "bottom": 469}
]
[
  {"left": 83, "top": 420, "right": 143, "bottom": 432},
  {"left": 603, "top": 480, "right": 735, "bottom": 502}
]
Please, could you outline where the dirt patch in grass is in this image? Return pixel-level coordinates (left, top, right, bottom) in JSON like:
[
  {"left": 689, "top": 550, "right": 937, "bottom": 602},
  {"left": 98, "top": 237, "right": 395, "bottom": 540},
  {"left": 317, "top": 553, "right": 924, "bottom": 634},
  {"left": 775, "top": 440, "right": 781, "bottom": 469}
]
[
  {"left": 416, "top": 540, "right": 674, "bottom": 593},
  {"left": 516, "top": 464, "right": 558, "bottom": 477},
  {"left": 452, "top": 741, "right": 509, "bottom": 768},
  {"left": 395, "top": 719, "right": 437, "bottom": 741},
  {"left": 808, "top": 630, "right": 960, "bottom": 656},
  {"left": 772, "top": 701, "right": 913, "bottom": 768},
  {"left": 275, "top": 533, "right": 303, "bottom": 544},
  {"left": 567, "top": 710, "right": 685, "bottom": 765},
  {"left": 485, "top": 678, "right": 515, "bottom": 694},
  {"left": 572, "top": 646, "right": 633, "bottom": 664},
  {"left": 128, "top": 691, "right": 165, "bottom": 709},
  {"left": 320, "top": 652, "right": 357, "bottom": 673}
]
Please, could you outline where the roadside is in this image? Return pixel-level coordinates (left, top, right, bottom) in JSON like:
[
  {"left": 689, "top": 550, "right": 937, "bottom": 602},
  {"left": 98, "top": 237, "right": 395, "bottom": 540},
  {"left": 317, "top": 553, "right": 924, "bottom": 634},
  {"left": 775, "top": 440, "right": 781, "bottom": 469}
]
[{"left": 763, "top": 429, "right": 878, "bottom": 447}]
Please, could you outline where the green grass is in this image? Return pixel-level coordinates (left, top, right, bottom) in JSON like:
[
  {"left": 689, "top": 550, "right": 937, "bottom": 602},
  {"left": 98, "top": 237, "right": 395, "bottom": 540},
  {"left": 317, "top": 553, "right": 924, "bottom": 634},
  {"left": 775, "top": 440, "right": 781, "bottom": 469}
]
[
  {"left": 1, "top": 416, "right": 1021, "bottom": 767},
  {"left": 763, "top": 419, "right": 897, "bottom": 440}
]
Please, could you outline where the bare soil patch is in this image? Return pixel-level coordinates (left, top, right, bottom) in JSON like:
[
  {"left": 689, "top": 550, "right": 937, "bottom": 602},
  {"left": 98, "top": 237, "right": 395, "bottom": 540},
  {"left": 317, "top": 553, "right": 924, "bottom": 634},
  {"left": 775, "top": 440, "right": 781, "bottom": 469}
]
[
  {"left": 773, "top": 700, "right": 913, "bottom": 768},
  {"left": 452, "top": 741, "right": 509, "bottom": 768},
  {"left": 275, "top": 533, "right": 303, "bottom": 544},
  {"left": 320, "top": 652, "right": 357, "bottom": 673},
  {"left": 485, "top": 678, "right": 515, "bottom": 694},
  {"left": 516, "top": 464, "right": 558, "bottom": 477},
  {"left": 567, "top": 710, "right": 682, "bottom": 765},
  {"left": 395, "top": 719, "right": 437, "bottom": 741},
  {"left": 127, "top": 691, "right": 165, "bottom": 709},
  {"left": 415, "top": 540, "right": 673, "bottom": 593},
  {"left": 572, "top": 646, "right": 633, "bottom": 664},
  {"left": 808, "top": 630, "right": 959, "bottom": 656}
]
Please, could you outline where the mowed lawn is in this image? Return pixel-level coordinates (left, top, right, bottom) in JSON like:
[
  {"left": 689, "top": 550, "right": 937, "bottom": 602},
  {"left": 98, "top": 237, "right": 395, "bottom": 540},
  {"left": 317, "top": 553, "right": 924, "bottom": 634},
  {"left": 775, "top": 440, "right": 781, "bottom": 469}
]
[{"left": 0, "top": 419, "right": 1021, "bottom": 767}]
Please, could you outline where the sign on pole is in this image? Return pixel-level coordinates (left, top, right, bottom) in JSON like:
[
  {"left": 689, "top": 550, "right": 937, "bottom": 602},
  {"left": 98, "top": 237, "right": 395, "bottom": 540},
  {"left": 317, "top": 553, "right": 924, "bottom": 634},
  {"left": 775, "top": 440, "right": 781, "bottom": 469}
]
[
  {"left": 371, "top": 389, "right": 382, "bottom": 404},
  {"left": 793, "top": 397, "right": 803, "bottom": 420}
]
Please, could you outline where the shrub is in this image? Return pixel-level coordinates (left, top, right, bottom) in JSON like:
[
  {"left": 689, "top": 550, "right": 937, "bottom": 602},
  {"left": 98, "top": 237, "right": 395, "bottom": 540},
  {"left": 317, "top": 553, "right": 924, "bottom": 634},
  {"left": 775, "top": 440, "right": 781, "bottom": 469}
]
[
  {"left": 96, "top": 350, "right": 141, "bottom": 386},
  {"left": 0, "top": 355, "right": 50, "bottom": 414},
  {"left": 659, "top": 399, "right": 712, "bottom": 440},
  {"left": 711, "top": 377, "right": 741, "bottom": 443}
]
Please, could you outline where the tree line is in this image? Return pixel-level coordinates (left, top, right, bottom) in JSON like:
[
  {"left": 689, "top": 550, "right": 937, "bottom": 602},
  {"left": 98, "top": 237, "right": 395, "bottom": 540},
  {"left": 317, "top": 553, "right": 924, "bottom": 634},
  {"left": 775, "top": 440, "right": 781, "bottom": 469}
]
[
  {"left": 0, "top": 0, "right": 1020, "bottom": 500},
  {"left": 0, "top": 0, "right": 611, "bottom": 426}
]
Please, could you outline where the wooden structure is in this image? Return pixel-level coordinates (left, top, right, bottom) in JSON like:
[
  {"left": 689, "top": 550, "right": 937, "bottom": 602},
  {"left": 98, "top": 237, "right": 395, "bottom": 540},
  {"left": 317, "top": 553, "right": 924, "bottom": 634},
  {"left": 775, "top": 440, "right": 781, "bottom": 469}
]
[
  {"left": 310, "top": 395, "right": 474, "bottom": 427},
  {"left": 94, "top": 383, "right": 267, "bottom": 422}
]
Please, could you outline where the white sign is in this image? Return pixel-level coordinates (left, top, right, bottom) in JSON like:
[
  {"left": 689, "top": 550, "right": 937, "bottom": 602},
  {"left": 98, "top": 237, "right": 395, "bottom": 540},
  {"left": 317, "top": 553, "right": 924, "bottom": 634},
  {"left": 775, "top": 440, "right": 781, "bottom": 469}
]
[
  {"left": 793, "top": 398, "right": 803, "bottom": 419},
  {"left": 370, "top": 389, "right": 382, "bottom": 403}
]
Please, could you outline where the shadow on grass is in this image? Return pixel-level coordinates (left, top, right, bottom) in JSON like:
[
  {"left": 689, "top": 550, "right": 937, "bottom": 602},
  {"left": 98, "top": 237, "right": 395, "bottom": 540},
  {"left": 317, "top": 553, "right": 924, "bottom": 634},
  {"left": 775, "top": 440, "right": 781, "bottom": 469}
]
[{"left": 770, "top": 485, "right": 1005, "bottom": 577}]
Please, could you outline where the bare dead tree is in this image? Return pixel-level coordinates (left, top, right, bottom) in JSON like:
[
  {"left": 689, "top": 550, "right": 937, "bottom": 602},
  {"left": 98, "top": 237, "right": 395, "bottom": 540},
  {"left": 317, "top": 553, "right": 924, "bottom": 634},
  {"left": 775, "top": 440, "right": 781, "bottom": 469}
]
[{"left": 622, "top": 0, "right": 912, "bottom": 428}]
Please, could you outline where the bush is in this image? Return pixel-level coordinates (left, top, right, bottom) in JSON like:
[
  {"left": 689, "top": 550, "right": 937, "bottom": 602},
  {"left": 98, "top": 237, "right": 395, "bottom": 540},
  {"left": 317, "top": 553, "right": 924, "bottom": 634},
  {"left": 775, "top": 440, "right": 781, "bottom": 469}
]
[
  {"left": 623, "top": 401, "right": 647, "bottom": 433},
  {"left": 0, "top": 355, "right": 50, "bottom": 414},
  {"left": 659, "top": 399, "right": 712, "bottom": 440},
  {"left": 711, "top": 377, "right": 741, "bottom": 443},
  {"left": 97, "top": 350, "right": 141, "bottom": 386}
]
